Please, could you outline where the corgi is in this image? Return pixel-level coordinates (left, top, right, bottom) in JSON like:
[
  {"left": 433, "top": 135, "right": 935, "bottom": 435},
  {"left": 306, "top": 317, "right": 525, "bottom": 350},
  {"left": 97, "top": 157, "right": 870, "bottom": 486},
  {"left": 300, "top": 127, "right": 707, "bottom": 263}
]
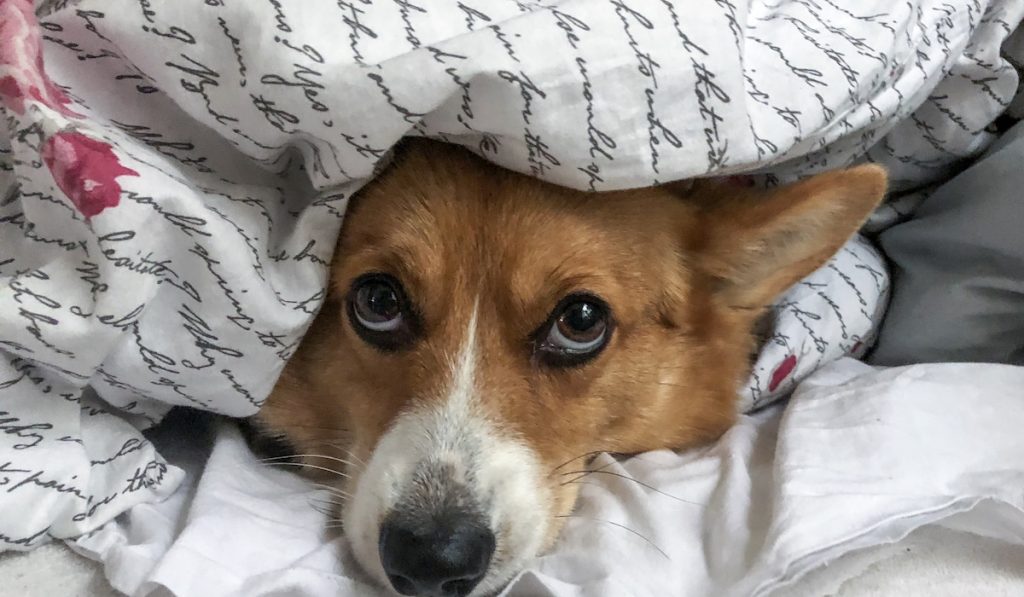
[{"left": 251, "top": 139, "right": 887, "bottom": 597}]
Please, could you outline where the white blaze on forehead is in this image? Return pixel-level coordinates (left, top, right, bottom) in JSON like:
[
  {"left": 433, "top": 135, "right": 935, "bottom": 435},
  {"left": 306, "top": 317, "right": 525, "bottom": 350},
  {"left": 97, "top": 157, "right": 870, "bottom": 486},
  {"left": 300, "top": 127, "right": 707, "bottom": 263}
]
[
  {"left": 452, "top": 301, "right": 479, "bottom": 406},
  {"left": 437, "top": 300, "right": 480, "bottom": 439},
  {"left": 344, "top": 299, "right": 551, "bottom": 596}
]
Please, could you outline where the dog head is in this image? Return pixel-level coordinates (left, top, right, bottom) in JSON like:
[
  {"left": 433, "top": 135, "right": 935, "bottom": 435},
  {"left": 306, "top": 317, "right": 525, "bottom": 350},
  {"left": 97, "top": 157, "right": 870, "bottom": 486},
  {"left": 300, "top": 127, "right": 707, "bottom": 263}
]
[{"left": 259, "top": 140, "right": 886, "bottom": 597}]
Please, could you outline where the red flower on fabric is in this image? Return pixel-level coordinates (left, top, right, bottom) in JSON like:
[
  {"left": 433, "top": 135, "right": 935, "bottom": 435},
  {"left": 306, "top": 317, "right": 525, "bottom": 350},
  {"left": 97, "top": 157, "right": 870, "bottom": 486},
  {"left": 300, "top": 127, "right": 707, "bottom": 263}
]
[
  {"left": 768, "top": 354, "right": 798, "bottom": 392},
  {"left": 42, "top": 131, "right": 138, "bottom": 219},
  {"left": 0, "top": 0, "right": 81, "bottom": 117}
]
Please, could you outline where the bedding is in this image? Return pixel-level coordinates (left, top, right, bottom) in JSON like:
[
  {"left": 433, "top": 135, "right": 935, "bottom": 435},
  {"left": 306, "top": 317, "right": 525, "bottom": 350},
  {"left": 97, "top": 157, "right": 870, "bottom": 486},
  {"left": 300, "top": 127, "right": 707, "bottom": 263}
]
[
  {"left": 870, "top": 119, "right": 1024, "bottom": 366},
  {"left": 66, "top": 359, "right": 1024, "bottom": 597},
  {"left": 6, "top": 526, "right": 1024, "bottom": 597},
  {"left": 1, "top": 0, "right": 1023, "bottom": 583}
]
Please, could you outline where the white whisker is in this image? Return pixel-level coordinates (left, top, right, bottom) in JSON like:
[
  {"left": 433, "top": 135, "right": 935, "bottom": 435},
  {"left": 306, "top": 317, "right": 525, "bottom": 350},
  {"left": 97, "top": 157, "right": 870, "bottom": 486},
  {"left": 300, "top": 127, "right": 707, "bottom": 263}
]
[
  {"left": 556, "top": 514, "right": 670, "bottom": 560},
  {"left": 261, "top": 453, "right": 360, "bottom": 469},
  {"left": 560, "top": 469, "right": 705, "bottom": 507},
  {"left": 311, "top": 483, "right": 354, "bottom": 499},
  {"left": 262, "top": 461, "right": 351, "bottom": 479}
]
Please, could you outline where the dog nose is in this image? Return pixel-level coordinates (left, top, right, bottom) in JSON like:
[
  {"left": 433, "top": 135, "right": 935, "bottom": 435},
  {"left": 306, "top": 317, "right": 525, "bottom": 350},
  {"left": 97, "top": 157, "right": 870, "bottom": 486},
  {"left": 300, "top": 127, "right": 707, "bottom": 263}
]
[{"left": 379, "top": 515, "right": 495, "bottom": 597}]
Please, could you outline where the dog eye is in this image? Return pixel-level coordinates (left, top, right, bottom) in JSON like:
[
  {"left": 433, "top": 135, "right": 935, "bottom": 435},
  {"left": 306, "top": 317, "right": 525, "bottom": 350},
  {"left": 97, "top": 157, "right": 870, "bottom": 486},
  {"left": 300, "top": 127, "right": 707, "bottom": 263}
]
[
  {"left": 347, "top": 274, "right": 416, "bottom": 350},
  {"left": 536, "top": 295, "right": 612, "bottom": 367}
]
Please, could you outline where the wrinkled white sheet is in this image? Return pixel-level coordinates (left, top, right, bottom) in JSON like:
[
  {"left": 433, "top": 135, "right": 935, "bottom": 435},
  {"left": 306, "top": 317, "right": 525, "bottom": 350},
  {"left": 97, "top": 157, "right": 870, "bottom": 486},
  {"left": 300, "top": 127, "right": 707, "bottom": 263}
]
[
  {"left": 72, "top": 358, "right": 1024, "bottom": 597},
  {"left": 3, "top": 0, "right": 1022, "bottom": 549}
]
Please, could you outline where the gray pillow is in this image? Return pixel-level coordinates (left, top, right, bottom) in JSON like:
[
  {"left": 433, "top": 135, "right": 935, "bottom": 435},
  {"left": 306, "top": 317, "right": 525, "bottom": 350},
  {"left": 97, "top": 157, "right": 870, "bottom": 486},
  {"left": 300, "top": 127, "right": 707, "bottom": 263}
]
[{"left": 869, "top": 121, "right": 1024, "bottom": 366}]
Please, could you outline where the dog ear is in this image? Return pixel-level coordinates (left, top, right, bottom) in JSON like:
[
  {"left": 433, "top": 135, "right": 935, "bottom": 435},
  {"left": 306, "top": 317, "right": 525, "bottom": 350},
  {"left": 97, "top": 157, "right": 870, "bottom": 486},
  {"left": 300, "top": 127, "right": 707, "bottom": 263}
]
[{"left": 695, "top": 164, "right": 888, "bottom": 309}]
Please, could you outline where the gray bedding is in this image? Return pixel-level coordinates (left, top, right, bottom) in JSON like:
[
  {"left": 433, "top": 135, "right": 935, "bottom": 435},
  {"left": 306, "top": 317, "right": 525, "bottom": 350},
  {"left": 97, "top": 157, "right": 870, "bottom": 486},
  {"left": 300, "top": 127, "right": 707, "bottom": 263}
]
[{"left": 870, "top": 121, "right": 1024, "bottom": 366}]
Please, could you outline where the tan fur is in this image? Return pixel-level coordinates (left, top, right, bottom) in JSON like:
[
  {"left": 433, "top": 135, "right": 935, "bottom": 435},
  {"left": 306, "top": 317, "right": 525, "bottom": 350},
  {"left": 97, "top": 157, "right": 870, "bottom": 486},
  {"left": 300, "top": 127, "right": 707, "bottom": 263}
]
[{"left": 259, "top": 138, "right": 887, "bottom": 550}]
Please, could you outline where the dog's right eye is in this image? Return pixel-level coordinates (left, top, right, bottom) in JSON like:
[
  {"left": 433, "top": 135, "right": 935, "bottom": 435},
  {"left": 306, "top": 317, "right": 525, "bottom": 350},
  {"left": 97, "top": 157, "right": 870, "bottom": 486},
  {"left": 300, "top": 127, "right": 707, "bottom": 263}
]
[
  {"left": 347, "top": 274, "right": 416, "bottom": 351},
  {"left": 533, "top": 293, "right": 613, "bottom": 368}
]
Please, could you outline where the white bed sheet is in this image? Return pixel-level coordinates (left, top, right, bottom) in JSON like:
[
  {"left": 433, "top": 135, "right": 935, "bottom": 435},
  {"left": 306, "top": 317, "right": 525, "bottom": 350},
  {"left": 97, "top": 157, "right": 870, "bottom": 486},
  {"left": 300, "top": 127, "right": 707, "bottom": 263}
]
[
  {"left": 5, "top": 525, "right": 1024, "bottom": 597},
  {"left": 59, "top": 358, "right": 1024, "bottom": 597}
]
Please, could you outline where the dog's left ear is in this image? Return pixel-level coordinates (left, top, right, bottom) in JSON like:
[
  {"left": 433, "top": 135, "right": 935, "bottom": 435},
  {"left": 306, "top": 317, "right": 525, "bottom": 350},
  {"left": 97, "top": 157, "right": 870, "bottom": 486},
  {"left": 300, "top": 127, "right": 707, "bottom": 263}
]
[{"left": 694, "top": 164, "right": 888, "bottom": 309}]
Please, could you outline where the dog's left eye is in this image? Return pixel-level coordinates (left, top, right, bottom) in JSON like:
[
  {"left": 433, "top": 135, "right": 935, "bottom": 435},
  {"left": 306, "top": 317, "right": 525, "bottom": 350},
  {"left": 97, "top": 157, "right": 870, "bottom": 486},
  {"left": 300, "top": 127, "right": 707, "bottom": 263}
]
[
  {"left": 536, "top": 294, "right": 612, "bottom": 367},
  {"left": 347, "top": 274, "right": 416, "bottom": 351}
]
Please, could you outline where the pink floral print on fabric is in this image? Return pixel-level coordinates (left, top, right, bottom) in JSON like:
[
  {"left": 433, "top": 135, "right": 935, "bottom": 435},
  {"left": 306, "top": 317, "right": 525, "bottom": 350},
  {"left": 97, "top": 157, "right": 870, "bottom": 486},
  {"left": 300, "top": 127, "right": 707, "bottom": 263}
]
[
  {"left": 41, "top": 131, "right": 138, "bottom": 218},
  {"left": 0, "top": 0, "right": 81, "bottom": 117},
  {"left": 768, "top": 354, "right": 798, "bottom": 392}
]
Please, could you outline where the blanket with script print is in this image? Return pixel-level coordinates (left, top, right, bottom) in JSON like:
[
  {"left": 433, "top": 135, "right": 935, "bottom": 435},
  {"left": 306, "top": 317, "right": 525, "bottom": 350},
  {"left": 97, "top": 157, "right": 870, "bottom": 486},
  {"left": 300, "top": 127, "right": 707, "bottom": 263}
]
[{"left": 1, "top": 0, "right": 1021, "bottom": 549}]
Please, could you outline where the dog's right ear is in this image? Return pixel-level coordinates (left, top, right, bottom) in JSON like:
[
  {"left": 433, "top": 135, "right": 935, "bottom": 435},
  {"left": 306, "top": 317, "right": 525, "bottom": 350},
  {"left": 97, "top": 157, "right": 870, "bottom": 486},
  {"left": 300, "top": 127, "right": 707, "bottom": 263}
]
[{"left": 691, "top": 165, "right": 888, "bottom": 310}]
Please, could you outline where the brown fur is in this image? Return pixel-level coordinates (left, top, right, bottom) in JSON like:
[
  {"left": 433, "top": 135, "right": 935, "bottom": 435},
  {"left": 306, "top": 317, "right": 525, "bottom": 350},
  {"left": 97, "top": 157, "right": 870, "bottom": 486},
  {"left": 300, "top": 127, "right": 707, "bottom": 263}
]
[{"left": 258, "top": 138, "right": 887, "bottom": 547}]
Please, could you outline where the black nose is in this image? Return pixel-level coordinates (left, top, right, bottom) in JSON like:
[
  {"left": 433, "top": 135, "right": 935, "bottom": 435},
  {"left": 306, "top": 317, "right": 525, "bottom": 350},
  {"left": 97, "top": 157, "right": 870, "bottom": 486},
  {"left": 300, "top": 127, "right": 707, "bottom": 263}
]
[{"left": 379, "top": 515, "right": 495, "bottom": 597}]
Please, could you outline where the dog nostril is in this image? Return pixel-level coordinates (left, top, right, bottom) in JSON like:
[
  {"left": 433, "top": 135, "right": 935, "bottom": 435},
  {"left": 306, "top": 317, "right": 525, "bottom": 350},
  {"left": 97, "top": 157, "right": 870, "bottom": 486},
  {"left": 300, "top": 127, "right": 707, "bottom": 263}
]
[
  {"left": 387, "top": 574, "right": 417, "bottom": 596},
  {"left": 442, "top": 577, "right": 482, "bottom": 597},
  {"left": 379, "top": 515, "right": 495, "bottom": 597}
]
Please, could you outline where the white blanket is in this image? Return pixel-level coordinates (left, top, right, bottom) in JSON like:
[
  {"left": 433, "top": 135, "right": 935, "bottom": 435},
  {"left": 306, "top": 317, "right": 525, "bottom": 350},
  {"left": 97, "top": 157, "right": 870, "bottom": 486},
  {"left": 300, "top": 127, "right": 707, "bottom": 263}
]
[
  {"left": 71, "top": 359, "right": 1024, "bottom": 597},
  {"left": 1, "top": 0, "right": 1023, "bottom": 554}
]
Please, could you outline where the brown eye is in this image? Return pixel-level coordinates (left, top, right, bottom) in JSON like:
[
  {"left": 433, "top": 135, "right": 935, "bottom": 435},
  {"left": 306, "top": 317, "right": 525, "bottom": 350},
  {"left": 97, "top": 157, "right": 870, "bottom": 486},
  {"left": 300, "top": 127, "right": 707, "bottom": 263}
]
[
  {"left": 354, "top": 279, "right": 402, "bottom": 331},
  {"left": 347, "top": 274, "right": 417, "bottom": 351},
  {"left": 554, "top": 302, "right": 606, "bottom": 347},
  {"left": 536, "top": 294, "right": 612, "bottom": 367}
]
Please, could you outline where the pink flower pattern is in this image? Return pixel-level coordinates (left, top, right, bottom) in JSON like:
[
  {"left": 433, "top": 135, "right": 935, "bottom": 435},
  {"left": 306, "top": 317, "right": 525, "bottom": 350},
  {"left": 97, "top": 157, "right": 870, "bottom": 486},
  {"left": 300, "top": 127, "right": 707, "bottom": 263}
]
[
  {"left": 2, "top": 0, "right": 137, "bottom": 218},
  {"left": 0, "top": 0, "right": 81, "bottom": 117},
  {"left": 41, "top": 131, "right": 138, "bottom": 219},
  {"left": 768, "top": 355, "right": 798, "bottom": 392}
]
